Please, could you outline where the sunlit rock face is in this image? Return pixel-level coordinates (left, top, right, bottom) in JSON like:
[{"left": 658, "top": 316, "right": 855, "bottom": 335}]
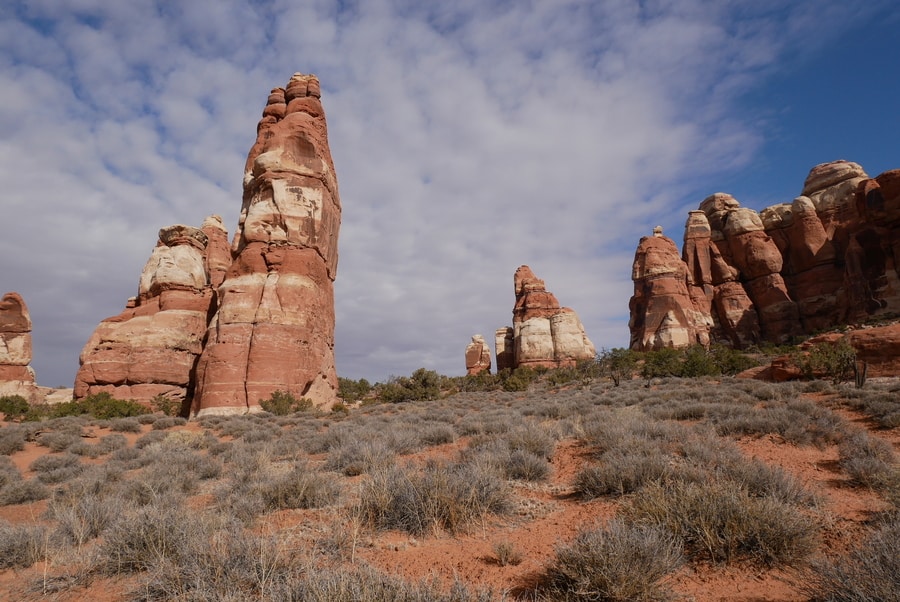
[
  {"left": 74, "top": 224, "right": 219, "bottom": 407},
  {"left": 629, "top": 160, "right": 900, "bottom": 350},
  {"left": 465, "top": 334, "right": 492, "bottom": 376},
  {"left": 192, "top": 74, "right": 341, "bottom": 417},
  {"left": 0, "top": 292, "right": 38, "bottom": 402},
  {"left": 501, "top": 265, "right": 595, "bottom": 369}
]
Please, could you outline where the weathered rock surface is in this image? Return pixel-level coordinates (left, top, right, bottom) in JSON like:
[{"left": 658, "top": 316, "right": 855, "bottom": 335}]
[
  {"left": 74, "top": 223, "right": 220, "bottom": 407},
  {"left": 464, "top": 335, "right": 492, "bottom": 376},
  {"left": 495, "top": 327, "right": 515, "bottom": 372},
  {"left": 0, "top": 292, "right": 39, "bottom": 401},
  {"left": 192, "top": 73, "right": 341, "bottom": 417},
  {"left": 499, "top": 265, "right": 595, "bottom": 369},
  {"left": 629, "top": 160, "right": 900, "bottom": 352}
]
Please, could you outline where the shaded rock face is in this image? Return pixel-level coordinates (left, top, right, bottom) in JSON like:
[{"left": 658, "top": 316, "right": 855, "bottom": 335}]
[
  {"left": 192, "top": 73, "right": 341, "bottom": 417},
  {"left": 0, "top": 292, "right": 38, "bottom": 401},
  {"left": 494, "top": 327, "right": 515, "bottom": 372},
  {"left": 630, "top": 160, "right": 900, "bottom": 350},
  {"left": 75, "top": 223, "right": 220, "bottom": 407},
  {"left": 500, "top": 265, "right": 595, "bottom": 369},
  {"left": 464, "top": 335, "right": 492, "bottom": 376}
]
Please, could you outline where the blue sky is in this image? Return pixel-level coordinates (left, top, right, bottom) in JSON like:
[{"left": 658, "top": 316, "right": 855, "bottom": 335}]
[{"left": 1, "top": 0, "right": 898, "bottom": 388}]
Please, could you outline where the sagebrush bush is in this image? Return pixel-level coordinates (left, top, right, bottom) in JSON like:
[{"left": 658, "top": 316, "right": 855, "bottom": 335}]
[
  {"left": 326, "top": 439, "right": 396, "bottom": 476},
  {"left": 801, "top": 514, "right": 900, "bottom": 601},
  {"left": 29, "top": 452, "right": 83, "bottom": 484},
  {"left": 108, "top": 417, "right": 142, "bottom": 433},
  {"left": 838, "top": 430, "right": 898, "bottom": 490},
  {"left": 258, "top": 462, "right": 341, "bottom": 510},
  {"left": 97, "top": 503, "right": 198, "bottom": 574},
  {"left": 542, "top": 520, "right": 682, "bottom": 602},
  {"left": 0, "top": 478, "right": 49, "bottom": 506},
  {"left": 358, "top": 460, "right": 510, "bottom": 535},
  {"left": 0, "top": 520, "right": 49, "bottom": 569},
  {"left": 574, "top": 450, "right": 670, "bottom": 498},
  {"left": 0, "top": 425, "right": 26, "bottom": 455},
  {"left": 623, "top": 480, "right": 818, "bottom": 566}
]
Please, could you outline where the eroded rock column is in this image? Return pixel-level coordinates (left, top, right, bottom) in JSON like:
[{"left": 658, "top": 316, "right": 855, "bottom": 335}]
[
  {"left": 192, "top": 74, "right": 341, "bottom": 417},
  {"left": 0, "top": 292, "right": 38, "bottom": 402}
]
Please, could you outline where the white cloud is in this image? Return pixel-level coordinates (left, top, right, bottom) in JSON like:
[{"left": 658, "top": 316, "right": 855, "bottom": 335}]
[{"left": 0, "top": 0, "right": 892, "bottom": 386}]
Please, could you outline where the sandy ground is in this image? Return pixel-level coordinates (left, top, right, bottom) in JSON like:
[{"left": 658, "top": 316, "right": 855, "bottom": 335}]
[{"left": 0, "top": 391, "right": 897, "bottom": 601}]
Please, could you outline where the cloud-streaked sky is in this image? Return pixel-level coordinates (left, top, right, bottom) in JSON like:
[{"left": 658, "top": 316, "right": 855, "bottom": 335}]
[{"left": 2, "top": 1, "right": 898, "bottom": 387}]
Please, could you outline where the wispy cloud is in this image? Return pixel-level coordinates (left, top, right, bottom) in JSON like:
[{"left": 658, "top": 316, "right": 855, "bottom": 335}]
[{"left": 0, "top": 0, "right": 892, "bottom": 385}]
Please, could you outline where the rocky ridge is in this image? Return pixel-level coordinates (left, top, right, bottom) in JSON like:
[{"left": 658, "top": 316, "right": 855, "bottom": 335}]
[{"left": 629, "top": 160, "right": 900, "bottom": 366}]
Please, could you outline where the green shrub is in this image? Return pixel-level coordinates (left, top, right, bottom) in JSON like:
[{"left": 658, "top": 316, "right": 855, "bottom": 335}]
[
  {"left": 0, "top": 395, "right": 29, "bottom": 420},
  {"left": 598, "top": 348, "right": 638, "bottom": 386},
  {"left": 796, "top": 338, "right": 858, "bottom": 384},
  {"left": 376, "top": 368, "right": 443, "bottom": 403},
  {"left": 260, "top": 390, "right": 314, "bottom": 415},
  {"left": 640, "top": 348, "right": 683, "bottom": 380},
  {"left": 338, "top": 377, "right": 372, "bottom": 403},
  {"left": 25, "top": 392, "right": 150, "bottom": 421},
  {"left": 542, "top": 520, "right": 683, "bottom": 602}
]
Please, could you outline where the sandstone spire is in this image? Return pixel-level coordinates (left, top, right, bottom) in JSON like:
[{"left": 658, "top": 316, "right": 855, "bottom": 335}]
[
  {"left": 192, "top": 73, "right": 341, "bottom": 417},
  {"left": 0, "top": 292, "right": 38, "bottom": 402}
]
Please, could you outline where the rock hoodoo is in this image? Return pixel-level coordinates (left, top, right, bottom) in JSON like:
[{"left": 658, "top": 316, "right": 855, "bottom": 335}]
[
  {"left": 75, "top": 73, "right": 342, "bottom": 416},
  {"left": 0, "top": 292, "right": 38, "bottom": 402},
  {"left": 629, "top": 160, "right": 900, "bottom": 352},
  {"left": 464, "top": 335, "right": 492, "bottom": 376},
  {"left": 497, "top": 266, "right": 595, "bottom": 370},
  {"left": 74, "top": 222, "right": 222, "bottom": 408},
  {"left": 192, "top": 73, "right": 341, "bottom": 417}
]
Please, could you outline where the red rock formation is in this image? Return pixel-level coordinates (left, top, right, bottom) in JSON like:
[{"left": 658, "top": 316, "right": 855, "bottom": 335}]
[
  {"left": 629, "top": 160, "right": 900, "bottom": 352},
  {"left": 494, "top": 327, "right": 515, "bottom": 371},
  {"left": 192, "top": 73, "right": 341, "bottom": 417},
  {"left": 74, "top": 223, "right": 220, "bottom": 406},
  {"left": 629, "top": 228, "right": 712, "bottom": 350},
  {"left": 0, "top": 292, "right": 38, "bottom": 401},
  {"left": 504, "top": 265, "right": 595, "bottom": 368},
  {"left": 464, "top": 335, "right": 492, "bottom": 375}
]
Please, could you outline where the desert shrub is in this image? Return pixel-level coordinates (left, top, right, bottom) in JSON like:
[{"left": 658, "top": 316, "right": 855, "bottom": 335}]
[
  {"left": 801, "top": 514, "right": 900, "bottom": 602},
  {"left": 151, "top": 394, "right": 182, "bottom": 417},
  {"left": 708, "top": 398, "right": 843, "bottom": 447},
  {"left": 541, "top": 520, "right": 683, "bottom": 602},
  {"left": 134, "top": 430, "right": 169, "bottom": 449},
  {"left": 492, "top": 540, "right": 523, "bottom": 567},
  {"left": 503, "top": 449, "right": 551, "bottom": 481},
  {"left": 622, "top": 480, "right": 818, "bottom": 566},
  {"left": 258, "top": 462, "right": 341, "bottom": 510},
  {"left": 358, "top": 460, "right": 510, "bottom": 535},
  {"left": 377, "top": 368, "right": 443, "bottom": 403},
  {"left": 332, "top": 401, "right": 350, "bottom": 415},
  {"left": 326, "top": 439, "right": 396, "bottom": 476},
  {"left": 805, "top": 338, "right": 858, "bottom": 384},
  {"left": 97, "top": 502, "right": 196, "bottom": 574},
  {"left": 840, "top": 388, "right": 900, "bottom": 429},
  {"left": 0, "top": 394, "right": 29, "bottom": 420},
  {"left": 0, "top": 425, "right": 26, "bottom": 454},
  {"left": 338, "top": 377, "right": 372, "bottom": 403},
  {"left": 574, "top": 450, "right": 670, "bottom": 498},
  {"left": 151, "top": 416, "right": 187, "bottom": 430},
  {"left": 498, "top": 366, "right": 541, "bottom": 392},
  {"left": 137, "top": 412, "right": 158, "bottom": 425},
  {"left": 709, "top": 345, "right": 760, "bottom": 375},
  {"left": 260, "top": 390, "right": 314, "bottom": 415},
  {"left": 108, "top": 417, "right": 142, "bottom": 433},
  {"left": 36, "top": 430, "right": 80, "bottom": 452},
  {"left": 598, "top": 348, "right": 638, "bottom": 386},
  {"left": 48, "top": 483, "right": 123, "bottom": 546},
  {"left": 0, "top": 520, "right": 49, "bottom": 569},
  {"left": 0, "top": 478, "right": 49, "bottom": 505},
  {"left": 640, "top": 348, "right": 683, "bottom": 381},
  {"left": 30, "top": 452, "right": 83, "bottom": 484},
  {"left": 109, "top": 446, "right": 144, "bottom": 468},
  {"left": 31, "top": 392, "right": 150, "bottom": 420},
  {"left": 838, "top": 430, "right": 898, "bottom": 490},
  {"left": 269, "top": 565, "right": 494, "bottom": 601},
  {"left": 419, "top": 422, "right": 457, "bottom": 446}
]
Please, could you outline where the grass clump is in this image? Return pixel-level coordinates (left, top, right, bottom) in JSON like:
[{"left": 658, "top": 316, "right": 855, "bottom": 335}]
[{"left": 541, "top": 520, "right": 682, "bottom": 602}]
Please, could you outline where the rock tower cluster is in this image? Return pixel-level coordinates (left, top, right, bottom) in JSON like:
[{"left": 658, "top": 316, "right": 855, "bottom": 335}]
[
  {"left": 76, "top": 74, "right": 341, "bottom": 416},
  {"left": 481, "top": 266, "right": 595, "bottom": 372},
  {"left": 629, "top": 160, "right": 900, "bottom": 350}
]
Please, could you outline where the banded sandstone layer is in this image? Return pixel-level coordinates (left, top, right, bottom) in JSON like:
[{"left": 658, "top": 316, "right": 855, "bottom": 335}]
[{"left": 0, "top": 292, "right": 38, "bottom": 402}]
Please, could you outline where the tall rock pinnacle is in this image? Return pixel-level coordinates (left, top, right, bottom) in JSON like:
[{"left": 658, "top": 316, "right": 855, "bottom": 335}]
[{"left": 192, "top": 73, "right": 341, "bottom": 416}]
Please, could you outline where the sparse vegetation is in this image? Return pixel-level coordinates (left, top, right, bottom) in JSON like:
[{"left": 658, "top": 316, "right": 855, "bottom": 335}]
[{"left": 259, "top": 390, "right": 314, "bottom": 415}]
